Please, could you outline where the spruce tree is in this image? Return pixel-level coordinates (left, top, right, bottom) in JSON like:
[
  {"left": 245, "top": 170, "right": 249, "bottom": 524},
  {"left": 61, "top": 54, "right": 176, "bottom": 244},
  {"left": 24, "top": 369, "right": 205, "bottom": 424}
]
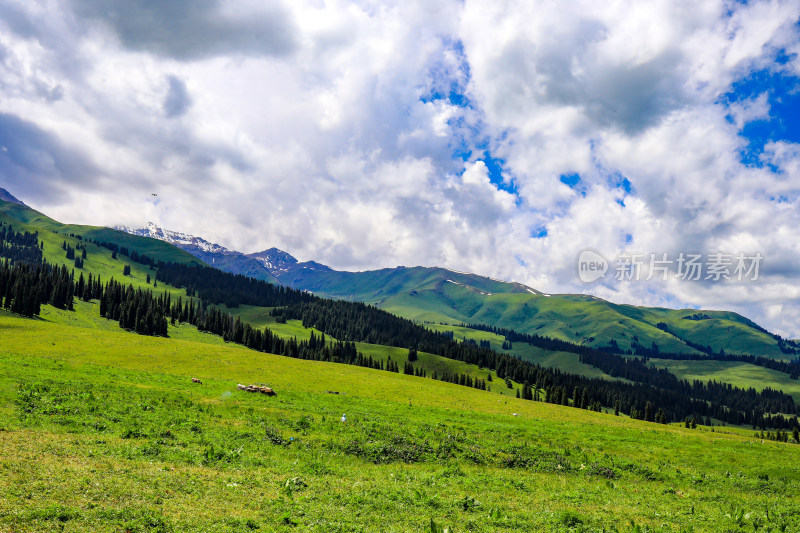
[{"left": 522, "top": 381, "right": 532, "bottom": 400}]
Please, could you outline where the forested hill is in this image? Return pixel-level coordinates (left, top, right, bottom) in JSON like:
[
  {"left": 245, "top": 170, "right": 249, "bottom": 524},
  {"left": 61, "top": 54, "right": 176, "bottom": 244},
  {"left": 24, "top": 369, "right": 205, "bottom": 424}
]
[
  {"left": 0, "top": 199, "right": 204, "bottom": 269},
  {"left": 270, "top": 262, "right": 792, "bottom": 359}
]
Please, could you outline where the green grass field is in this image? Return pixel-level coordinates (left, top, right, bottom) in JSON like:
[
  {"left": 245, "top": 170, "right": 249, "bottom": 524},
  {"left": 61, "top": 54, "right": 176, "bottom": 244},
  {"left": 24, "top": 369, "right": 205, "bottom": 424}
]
[{"left": 1, "top": 309, "right": 800, "bottom": 531}]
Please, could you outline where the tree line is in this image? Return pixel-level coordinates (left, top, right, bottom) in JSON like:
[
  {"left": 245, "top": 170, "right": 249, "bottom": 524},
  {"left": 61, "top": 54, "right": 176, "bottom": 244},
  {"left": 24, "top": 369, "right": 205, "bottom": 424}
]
[
  {"left": 466, "top": 320, "right": 800, "bottom": 380},
  {"left": 466, "top": 322, "right": 799, "bottom": 428},
  {"left": 0, "top": 259, "right": 75, "bottom": 316},
  {"left": 0, "top": 223, "right": 43, "bottom": 265},
  {"left": 91, "top": 240, "right": 157, "bottom": 268},
  {"left": 156, "top": 262, "right": 316, "bottom": 309}
]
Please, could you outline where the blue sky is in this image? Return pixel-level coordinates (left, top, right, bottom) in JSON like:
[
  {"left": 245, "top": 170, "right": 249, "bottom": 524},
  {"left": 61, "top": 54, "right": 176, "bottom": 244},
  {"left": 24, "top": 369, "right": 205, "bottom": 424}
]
[
  {"left": 723, "top": 66, "right": 800, "bottom": 166},
  {"left": 0, "top": 0, "right": 799, "bottom": 337}
]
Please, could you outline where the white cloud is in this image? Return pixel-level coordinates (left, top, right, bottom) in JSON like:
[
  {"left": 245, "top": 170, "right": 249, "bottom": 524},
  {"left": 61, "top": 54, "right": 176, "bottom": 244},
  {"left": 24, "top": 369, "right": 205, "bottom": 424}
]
[{"left": 0, "top": 0, "right": 800, "bottom": 336}]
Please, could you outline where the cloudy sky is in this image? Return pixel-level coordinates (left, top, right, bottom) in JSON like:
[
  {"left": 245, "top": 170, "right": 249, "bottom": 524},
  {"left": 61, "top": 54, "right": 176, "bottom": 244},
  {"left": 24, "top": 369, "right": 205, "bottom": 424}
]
[{"left": 1, "top": 0, "right": 800, "bottom": 336}]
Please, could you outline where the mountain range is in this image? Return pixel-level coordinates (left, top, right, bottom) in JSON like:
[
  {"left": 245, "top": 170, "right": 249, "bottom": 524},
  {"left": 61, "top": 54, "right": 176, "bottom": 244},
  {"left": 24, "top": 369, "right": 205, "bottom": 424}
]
[
  {"left": 0, "top": 187, "right": 794, "bottom": 360},
  {"left": 116, "top": 221, "right": 796, "bottom": 358}
]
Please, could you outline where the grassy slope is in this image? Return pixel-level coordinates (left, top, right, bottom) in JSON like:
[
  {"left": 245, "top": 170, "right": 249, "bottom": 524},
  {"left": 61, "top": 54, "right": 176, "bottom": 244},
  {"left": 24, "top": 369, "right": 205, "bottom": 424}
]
[
  {"left": 651, "top": 358, "right": 800, "bottom": 403},
  {"left": 226, "top": 307, "right": 795, "bottom": 403},
  {"left": 1, "top": 199, "right": 205, "bottom": 305},
  {"left": 1, "top": 312, "right": 799, "bottom": 532},
  {"left": 278, "top": 266, "right": 536, "bottom": 302},
  {"left": 279, "top": 265, "right": 786, "bottom": 358},
  {"left": 0, "top": 200, "right": 207, "bottom": 302},
  {"left": 224, "top": 306, "right": 525, "bottom": 398},
  {"left": 428, "top": 324, "right": 627, "bottom": 382}
]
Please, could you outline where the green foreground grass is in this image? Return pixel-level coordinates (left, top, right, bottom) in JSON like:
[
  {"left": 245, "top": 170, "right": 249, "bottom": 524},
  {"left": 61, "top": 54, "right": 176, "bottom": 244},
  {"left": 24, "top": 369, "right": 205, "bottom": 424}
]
[{"left": 1, "top": 313, "right": 799, "bottom": 532}]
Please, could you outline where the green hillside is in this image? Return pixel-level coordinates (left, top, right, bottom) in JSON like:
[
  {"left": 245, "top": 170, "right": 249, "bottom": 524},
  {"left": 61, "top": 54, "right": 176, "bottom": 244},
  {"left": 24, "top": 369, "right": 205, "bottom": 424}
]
[
  {"left": 651, "top": 358, "right": 800, "bottom": 403},
  {"left": 0, "top": 200, "right": 204, "bottom": 280},
  {"left": 221, "top": 305, "right": 534, "bottom": 398},
  {"left": 276, "top": 265, "right": 790, "bottom": 358},
  {"left": 2, "top": 310, "right": 800, "bottom": 531},
  {"left": 0, "top": 199, "right": 211, "bottom": 316}
]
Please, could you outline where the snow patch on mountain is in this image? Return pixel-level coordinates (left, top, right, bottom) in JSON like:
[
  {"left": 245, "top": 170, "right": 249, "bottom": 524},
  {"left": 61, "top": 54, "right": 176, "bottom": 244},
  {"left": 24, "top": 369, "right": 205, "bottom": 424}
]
[
  {"left": 115, "top": 222, "right": 230, "bottom": 254},
  {"left": 248, "top": 247, "right": 298, "bottom": 274}
]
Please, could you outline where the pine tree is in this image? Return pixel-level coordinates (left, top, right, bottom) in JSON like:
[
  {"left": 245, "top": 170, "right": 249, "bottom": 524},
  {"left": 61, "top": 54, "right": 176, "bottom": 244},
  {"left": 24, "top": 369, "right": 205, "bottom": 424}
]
[
  {"left": 522, "top": 381, "right": 532, "bottom": 400},
  {"left": 408, "top": 347, "right": 417, "bottom": 362}
]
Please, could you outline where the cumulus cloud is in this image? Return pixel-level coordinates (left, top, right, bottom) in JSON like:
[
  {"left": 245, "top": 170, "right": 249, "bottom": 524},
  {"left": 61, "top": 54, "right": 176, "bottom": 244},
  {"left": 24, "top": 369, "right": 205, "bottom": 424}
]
[
  {"left": 0, "top": 0, "right": 800, "bottom": 336},
  {"left": 71, "top": 0, "right": 298, "bottom": 60}
]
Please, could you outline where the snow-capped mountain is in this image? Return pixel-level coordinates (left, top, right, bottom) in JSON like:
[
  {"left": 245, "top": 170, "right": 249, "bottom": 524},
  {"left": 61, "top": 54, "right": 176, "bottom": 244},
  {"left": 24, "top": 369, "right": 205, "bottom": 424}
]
[
  {"left": 248, "top": 247, "right": 298, "bottom": 274},
  {"left": 249, "top": 248, "right": 333, "bottom": 276},
  {"left": 115, "top": 223, "right": 280, "bottom": 284},
  {"left": 116, "top": 222, "right": 230, "bottom": 255}
]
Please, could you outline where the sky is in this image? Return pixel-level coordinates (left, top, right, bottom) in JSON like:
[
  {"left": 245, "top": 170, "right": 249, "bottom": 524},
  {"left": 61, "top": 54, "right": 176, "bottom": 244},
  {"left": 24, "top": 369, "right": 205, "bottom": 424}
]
[{"left": 1, "top": 0, "right": 800, "bottom": 337}]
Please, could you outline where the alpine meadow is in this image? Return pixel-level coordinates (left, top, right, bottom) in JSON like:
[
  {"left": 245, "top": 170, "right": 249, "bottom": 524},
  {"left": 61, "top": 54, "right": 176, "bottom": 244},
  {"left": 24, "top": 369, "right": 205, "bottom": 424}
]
[{"left": 2, "top": 1, "right": 800, "bottom": 532}]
